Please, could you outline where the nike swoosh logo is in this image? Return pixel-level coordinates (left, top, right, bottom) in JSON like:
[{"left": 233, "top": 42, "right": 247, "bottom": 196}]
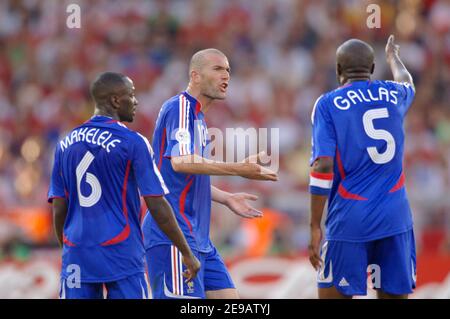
[{"left": 163, "top": 275, "right": 200, "bottom": 299}]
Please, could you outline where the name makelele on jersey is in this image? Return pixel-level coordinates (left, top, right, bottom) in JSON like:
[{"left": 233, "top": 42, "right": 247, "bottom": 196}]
[
  {"left": 333, "top": 87, "right": 399, "bottom": 110},
  {"left": 59, "top": 127, "right": 121, "bottom": 152}
]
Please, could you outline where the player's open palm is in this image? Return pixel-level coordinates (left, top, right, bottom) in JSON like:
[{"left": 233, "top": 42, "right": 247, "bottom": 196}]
[
  {"left": 385, "top": 34, "right": 400, "bottom": 61},
  {"left": 308, "top": 226, "right": 323, "bottom": 271},
  {"left": 225, "top": 192, "right": 263, "bottom": 218},
  {"left": 182, "top": 254, "right": 201, "bottom": 282}
]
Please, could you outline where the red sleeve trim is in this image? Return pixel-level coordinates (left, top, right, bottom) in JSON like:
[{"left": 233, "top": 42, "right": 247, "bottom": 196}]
[{"left": 310, "top": 171, "right": 334, "bottom": 180}]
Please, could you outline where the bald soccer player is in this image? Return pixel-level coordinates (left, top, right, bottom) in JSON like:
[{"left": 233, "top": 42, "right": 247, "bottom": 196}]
[
  {"left": 308, "top": 36, "right": 416, "bottom": 299},
  {"left": 142, "top": 48, "right": 278, "bottom": 299}
]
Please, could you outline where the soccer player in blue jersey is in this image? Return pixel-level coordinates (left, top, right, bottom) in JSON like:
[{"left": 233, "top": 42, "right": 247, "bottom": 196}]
[
  {"left": 308, "top": 35, "right": 416, "bottom": 299},
  {"left": 48, "top": 72, "right": 200, "bottom": 299},
  {"left": 143, "top": 49, "right": 278, "bottom": 299}
]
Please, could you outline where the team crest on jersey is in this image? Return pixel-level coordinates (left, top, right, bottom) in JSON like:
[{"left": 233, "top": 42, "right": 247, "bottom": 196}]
[
  {"left": 175, "top": 128, "right": 191, "bottom": 144},
  {"left": 187, "top": 280, "right": 195, "bottom": 294}
]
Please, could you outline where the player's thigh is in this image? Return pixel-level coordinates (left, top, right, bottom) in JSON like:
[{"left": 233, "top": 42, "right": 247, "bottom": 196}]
[
  {"left": 59, "top": 278, "right": 103, "bottom": 299},
  {"left": 146, "top": 244, "right": 205, "bottom": 299},
  {"left": 318, "top": 286, "right": 352, "bottom": 299},
  {"left": 376, "top": 290, "right": 408, "bottom": 299},
  {"left": 370, "top": 229, "right": 416, "bottom": 297},
  {"left": 105, "top": 273, "right": 148, "bottom": 299},
  {"left": 317, "top": 240, "right": 369, "bottom": 298},
  {"left": 206, "top": 288, "right": 239, "bottom": 299},
  {"left": 203, "top": 246, "right": 237, "bottom": 298}
]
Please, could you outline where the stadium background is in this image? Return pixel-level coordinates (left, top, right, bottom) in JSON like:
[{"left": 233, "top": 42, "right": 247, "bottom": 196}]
[{"left": 0, "top": 0, "right": 449, "bottom": 298}]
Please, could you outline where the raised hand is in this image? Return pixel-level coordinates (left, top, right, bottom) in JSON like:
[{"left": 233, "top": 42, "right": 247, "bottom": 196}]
[{"left": 385, "top": 34, "right": 400, "bottom": 62}]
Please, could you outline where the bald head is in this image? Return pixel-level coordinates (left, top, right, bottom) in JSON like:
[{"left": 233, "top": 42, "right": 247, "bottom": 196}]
[
  {"left": 189, "top": 48, "right": 227, "bottom": 74},
  {"left": 336, "top": 39, "right": 374, "bottom": 84}
]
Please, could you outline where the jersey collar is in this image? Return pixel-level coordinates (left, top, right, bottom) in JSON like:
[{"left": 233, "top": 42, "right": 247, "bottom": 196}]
[
  {"left": 86, "top": 115, "right": 119, "bottom": 124},
  {"left": 182, "top": 91, "right": 202, "bottom": 116}
]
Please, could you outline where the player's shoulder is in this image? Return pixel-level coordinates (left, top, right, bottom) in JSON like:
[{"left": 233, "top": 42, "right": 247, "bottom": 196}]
[
  {"left": 312, "top": 90, "right": 335, "bottom": 112},
  {"left": 125, "top": 128, "right": 149, "bottom": 145},
  {"left": 378, "top": 79, "right": 414, "bottom": 91},
  {"left": 130, "top": 130, "right": 154, "bottom": 156},
  {"left": 314, "top": 84, "right": 350, "bottom": 106},
  {"left": 156, "top": 93, "right": 195, "bottom": 134},
  {"left": 102, "top": 120, "right": 137, "bottom": 140},
  {"left": 162, "top": 92, "right": 195, "bottom": 116},
  {"left": 311, "top": 86, "right": 353, "bottom": 122},
  {"left": 161, "top": 93, "right": 183, "bottom": 114},
  {"left": 310, "top": 93, "right": 330, "bottom": 123}
]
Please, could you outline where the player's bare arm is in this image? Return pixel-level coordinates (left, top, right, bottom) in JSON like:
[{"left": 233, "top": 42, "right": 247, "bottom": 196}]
[
  {"left": 211, "top": 186, "right": 263, "bottom": 219},
  {"left": 386, "top": 35, "right": 415, "bottom": 91},
  {"left": 144, "top": 196, "right": 201, "bottom": 281},
  {"left": 171, "top": 154, "right": 278, "bottom": 181},
  {"left": 308, "top": 157, "right": 333, "bottom": 271},
  {"left": 52, "top": 197, "right": 68, "bottom": 248}
]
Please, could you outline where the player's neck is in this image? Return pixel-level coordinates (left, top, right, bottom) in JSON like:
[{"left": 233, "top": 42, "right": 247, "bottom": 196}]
[
  {"left": 185, "top": 87, "right": 213, "bottom": 114},
  {"left": 94, "top": 107, "right": 118, "bottom": 120},
  {"left": 344, "top": 74, "right": 371, "bottom": 85},
  {"left": 344, "top": 78, "right": 370, "bottom": 85}
]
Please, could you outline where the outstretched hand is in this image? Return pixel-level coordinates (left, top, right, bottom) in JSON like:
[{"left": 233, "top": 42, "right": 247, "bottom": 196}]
[
  {"left": 240, "top": 164, "right": 278, "bottom": 181},
  {"left": 241, "top": 151, "right": 278, "bottom": 181},
  {"left": 385, "top": 34, "right": 400, "bottom": 62},
  {"left": 243, "top": 151, "right": 266, "bottom": 165},
  {"left": 225, "top": 192, "right": 263, "bottom": 218}
]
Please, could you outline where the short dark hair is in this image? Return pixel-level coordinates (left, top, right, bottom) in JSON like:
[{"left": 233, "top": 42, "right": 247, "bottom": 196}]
[
  {"left": 90, "top": 72, "right": 128, "bottom": 102},
  {"left": 336, "top": 39, "right": 374, "bottom": 73}
]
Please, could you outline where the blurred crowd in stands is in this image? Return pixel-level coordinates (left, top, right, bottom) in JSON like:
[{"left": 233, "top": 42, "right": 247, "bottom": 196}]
[{"left": 0, "top": 0, "right": 449, "bottom": 260}]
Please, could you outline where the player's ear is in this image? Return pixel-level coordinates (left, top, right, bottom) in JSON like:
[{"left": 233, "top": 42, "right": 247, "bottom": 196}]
[
  {"left": 336, "top": 63, "right": 342, "bottom": 77},
  {"left": 336, "top": 64, "right": 343, "bottom": 84},
  {"left": 370, "top": 63, "right": 375, "bottom": 74},
  {"left": 191, "top": 70, "right": 201, "bottom": 84},
  {"left": 110, "top": 94, "right": 121, "bottom": 110}
]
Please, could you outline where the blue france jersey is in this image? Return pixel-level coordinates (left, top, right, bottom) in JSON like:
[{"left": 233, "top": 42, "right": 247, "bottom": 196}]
[
  {"left": 310, "top": 80, "right": 415, "bottom": 242},
  {"left": 142, "top": 91, "right": 213, "bottom": 253},
  {"left": 48, "top": 115, "right": 168, "bottom": 282}
]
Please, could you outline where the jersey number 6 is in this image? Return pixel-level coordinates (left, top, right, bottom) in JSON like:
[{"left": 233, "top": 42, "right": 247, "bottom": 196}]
[
  {"left": 76, "top": 151, "right": 102, "bottom": 207},
  {"left": 362, "top": 108, "right": 396, "bottom": 164}
]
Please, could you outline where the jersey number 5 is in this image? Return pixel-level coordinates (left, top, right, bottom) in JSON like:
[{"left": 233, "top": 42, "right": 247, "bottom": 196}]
[
  {"left": 76, "top": 151, "right": 102, "bottom": 207},
  {"left": 362, "top": 108, "right": 396, "bottom": 164}
]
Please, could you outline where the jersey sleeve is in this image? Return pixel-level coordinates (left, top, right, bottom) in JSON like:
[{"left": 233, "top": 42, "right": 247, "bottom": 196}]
[
  {"left": 310, "top": 95, "right": 337, "bottom": 166},
  {"left": 48, "top": 146, "right": 66, "bottom": 203},
  {"left": 387, "top": 80, "right": 415, "bottom": 116},
  {"left": 163, "top": 96, "right": 195, "bottom": 158},
  {"left": 132, "top": 133, "right": 169, "bottom": 197}
]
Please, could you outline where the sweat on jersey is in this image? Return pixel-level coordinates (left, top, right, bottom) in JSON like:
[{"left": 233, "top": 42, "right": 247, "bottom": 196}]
[
  {"left": 142, "top": 91, "right": 213, "bottom": 253},
  {"left": 48, "top": 115, "right": 168, "bottom": 282},
  {"left": 310, "top": 80, "right": 415, "bottom": 242}
]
